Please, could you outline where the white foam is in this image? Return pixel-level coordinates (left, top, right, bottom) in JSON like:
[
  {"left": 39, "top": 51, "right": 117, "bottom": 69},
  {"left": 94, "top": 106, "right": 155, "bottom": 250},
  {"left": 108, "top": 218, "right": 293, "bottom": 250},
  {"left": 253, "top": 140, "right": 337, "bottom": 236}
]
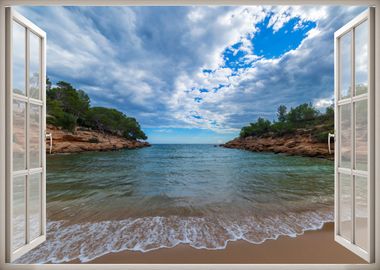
[{"left": 16, "top": 210, "right": 333, "bottom": 264}]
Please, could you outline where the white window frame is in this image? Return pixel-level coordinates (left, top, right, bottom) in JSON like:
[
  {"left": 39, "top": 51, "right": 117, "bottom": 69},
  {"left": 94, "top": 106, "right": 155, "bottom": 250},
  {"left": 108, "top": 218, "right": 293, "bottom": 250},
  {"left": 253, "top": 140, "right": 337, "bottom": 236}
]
[
  {"left": 334, "top": 8, "right": 375, "bottom": 262},
  {"left": 0, "top": 0, "right": 379, "bottom": 270},
  {"left": 5, "top": 8, "right": 47, "bottom": 263}
]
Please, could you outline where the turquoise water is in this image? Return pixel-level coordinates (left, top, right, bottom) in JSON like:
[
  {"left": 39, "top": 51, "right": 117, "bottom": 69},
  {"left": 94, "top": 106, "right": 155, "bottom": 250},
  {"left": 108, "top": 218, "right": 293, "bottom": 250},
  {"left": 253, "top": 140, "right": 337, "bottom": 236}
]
[{"left": 19, "top": 144, "right": 334, "bottom": 263}]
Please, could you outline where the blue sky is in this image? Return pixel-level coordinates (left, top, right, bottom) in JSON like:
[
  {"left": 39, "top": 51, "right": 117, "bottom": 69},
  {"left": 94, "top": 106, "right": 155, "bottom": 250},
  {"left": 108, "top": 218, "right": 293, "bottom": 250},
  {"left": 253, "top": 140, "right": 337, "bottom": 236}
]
[{"left": 18, "top": 5, "right": 366, "bottom": 144}]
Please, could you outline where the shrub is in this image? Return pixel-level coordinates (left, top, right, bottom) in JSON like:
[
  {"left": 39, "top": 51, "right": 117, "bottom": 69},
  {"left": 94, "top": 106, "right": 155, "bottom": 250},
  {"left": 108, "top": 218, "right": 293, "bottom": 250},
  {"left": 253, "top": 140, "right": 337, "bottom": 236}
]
[
  {"left": 270, "top": 121, "right": 295, "bottom": 136},
  {"left": 313, "top": 130, "right": 333, "bottom": 143},
  {"left": 240, "top": 117, "right": 271, "bottom": 137},
  {"left": 58, "top": 113, "right": 77, "bottom": 132}
]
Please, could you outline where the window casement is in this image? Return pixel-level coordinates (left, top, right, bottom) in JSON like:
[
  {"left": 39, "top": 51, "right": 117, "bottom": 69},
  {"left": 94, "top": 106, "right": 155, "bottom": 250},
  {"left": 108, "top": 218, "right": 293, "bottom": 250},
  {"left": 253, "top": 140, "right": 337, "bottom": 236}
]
[
  {"left": 4, "top": 8, "right": 47, "bottom": 262},
  {"left": 334, "top": 7, "right": 375, "bottom": 262}
]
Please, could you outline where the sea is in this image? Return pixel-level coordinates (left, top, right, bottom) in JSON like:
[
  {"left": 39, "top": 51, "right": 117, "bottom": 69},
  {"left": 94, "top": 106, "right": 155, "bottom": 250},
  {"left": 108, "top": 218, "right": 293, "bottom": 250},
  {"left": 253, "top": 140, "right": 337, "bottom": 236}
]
[{"left": 17, "top": 144, "right": 334, "bottom": 263}]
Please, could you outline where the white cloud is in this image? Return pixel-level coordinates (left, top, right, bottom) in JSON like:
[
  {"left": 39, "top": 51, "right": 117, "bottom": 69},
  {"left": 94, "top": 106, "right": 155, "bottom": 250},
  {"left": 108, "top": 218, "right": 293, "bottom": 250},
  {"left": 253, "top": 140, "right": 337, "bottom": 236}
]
[
  {"left": 17, "top": 5, "right": 366, "bottom": 133},
  {"left": 314, "top": 97, "right": 334, "bottom": 109}
]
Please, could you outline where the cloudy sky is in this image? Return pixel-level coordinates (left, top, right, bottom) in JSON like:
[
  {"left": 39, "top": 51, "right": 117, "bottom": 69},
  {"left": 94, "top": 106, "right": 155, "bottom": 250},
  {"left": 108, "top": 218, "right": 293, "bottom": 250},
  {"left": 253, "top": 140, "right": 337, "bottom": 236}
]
[{"left": 18, "top": 5, "right": 366, "bottom": 144}]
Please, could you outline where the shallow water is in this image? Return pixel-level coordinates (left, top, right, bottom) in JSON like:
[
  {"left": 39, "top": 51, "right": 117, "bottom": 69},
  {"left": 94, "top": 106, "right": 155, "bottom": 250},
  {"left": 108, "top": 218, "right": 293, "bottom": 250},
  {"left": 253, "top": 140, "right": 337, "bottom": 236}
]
[{"left": 18, "top": 144, "right": 334, "bottom": 263}]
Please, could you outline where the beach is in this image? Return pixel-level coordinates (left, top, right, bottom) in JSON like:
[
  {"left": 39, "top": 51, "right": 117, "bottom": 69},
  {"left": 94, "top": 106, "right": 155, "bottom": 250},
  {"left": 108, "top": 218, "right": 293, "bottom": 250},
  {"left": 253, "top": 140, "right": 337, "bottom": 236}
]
[
  {"left": 16, "top": 145, "right": 346, "bottom": 264},
  {"left": 76, "top": 223, "right": 365, "bottom": 264}
]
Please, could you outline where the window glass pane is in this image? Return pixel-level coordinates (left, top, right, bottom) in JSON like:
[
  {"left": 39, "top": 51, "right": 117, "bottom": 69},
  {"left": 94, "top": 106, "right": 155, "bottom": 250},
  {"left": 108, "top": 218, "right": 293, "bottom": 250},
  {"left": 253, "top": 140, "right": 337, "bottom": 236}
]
[
  {"left": 12, "top": 21, "right": 26, "bottom": 95},
  {"left": 13, "top": 175, "right": 26, "bottom": 251},
  {"left": 30, "top": 104, "right": 41, "bottom": 169},
  {"left": 340, "top": 31, "right": 352, "bottom": 100},
  {"left": 355, "top": 175, "right": 368, "bottom": 251},
  {"left": 13, "top": 100, "right": 26, "bottom": 171},
  {"left": 29, "top": 32, "right": 41, "bottom": 99},
  {"left": 355, "top": 20, "right": 368, "bottom": 96},
  {"left": 339, "top": 104, "right": 351, "bottom": 168},
  {"left": 339, "top": 173, "right": 352, "bottom": 241},
  {"left": 355, "top": 100, "right": 368, "bottom": 171},
  {"left": 29, "top": 173, "right": 42, "bottom": 241}
]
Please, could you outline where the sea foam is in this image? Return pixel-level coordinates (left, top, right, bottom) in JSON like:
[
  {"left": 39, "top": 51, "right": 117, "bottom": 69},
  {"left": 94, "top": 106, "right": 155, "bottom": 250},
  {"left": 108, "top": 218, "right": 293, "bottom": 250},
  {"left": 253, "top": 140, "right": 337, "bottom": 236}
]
[{"left": 16, "top": 209, "right": 333, "bottom": 264}]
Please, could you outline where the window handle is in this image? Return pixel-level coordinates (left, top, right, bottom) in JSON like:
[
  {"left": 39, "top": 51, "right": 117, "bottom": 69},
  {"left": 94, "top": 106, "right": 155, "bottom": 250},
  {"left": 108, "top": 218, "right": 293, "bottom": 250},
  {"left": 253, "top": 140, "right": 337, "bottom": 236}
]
[
  {"left": 328, "top": 133, "right": 335, "bottom": 154},
  {"left": 45, "top": 132, "right": 53, "bottom": 154}
]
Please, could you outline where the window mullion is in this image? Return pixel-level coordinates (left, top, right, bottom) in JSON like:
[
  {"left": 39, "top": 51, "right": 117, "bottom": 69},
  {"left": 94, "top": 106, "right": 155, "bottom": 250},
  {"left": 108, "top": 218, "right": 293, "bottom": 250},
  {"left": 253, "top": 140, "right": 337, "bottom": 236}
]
[
  {"left": 349, "top": 27, "right": 354, "bottom": 245},
  {"left": 25, "top": 27, "right": 30, "bottom": 245}
]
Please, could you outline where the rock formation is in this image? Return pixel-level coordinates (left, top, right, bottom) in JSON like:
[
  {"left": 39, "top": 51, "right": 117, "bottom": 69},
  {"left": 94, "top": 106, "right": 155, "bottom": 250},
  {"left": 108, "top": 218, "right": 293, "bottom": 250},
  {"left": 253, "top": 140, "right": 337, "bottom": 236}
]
[
  {"left": 46, "top": 125, "right": 150, "bottom": 154},
  {"left": 222, "top": 129, "right": 333, "bottom": 160}
]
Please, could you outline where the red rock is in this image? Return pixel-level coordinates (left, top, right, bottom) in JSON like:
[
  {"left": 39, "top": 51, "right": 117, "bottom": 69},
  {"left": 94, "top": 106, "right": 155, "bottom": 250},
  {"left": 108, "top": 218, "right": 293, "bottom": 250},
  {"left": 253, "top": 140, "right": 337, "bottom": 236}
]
[
  {"left": 46, "top": 125, "right": 150, "bottom": 154},
  {"left": 221, "top": 131, "right": 334, "bottom": 160}
]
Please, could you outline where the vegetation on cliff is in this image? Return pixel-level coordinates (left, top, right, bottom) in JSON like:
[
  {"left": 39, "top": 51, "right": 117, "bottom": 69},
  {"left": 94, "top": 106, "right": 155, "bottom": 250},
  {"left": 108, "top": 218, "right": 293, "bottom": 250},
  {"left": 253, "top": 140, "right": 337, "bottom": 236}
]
[
  {"left": 46, "top": 79, "right": 147, "bottom": 141},
  {"left": 239, "top": 103, "right": 334, "bottom": 143}
]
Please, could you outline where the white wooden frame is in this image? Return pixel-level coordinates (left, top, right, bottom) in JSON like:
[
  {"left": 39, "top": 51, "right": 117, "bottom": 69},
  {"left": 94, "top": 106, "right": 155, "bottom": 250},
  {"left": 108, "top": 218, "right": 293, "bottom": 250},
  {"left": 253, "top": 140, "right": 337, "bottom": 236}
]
[
  {"left": 334, "top": 8, "right": 375, "bottom": 263},
  {"left": 0, "top": 0, "right": 379, "bottom": 270},
  {"left": 5, "top": 8, "right": 47, "bottom": 263}
]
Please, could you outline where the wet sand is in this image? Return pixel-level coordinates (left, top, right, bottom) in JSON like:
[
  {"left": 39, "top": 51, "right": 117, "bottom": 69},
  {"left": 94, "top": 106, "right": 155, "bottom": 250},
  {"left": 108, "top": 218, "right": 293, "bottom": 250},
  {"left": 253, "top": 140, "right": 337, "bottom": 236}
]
[{"left": 70, "top": 222, "right": 366, "bottom": 264}]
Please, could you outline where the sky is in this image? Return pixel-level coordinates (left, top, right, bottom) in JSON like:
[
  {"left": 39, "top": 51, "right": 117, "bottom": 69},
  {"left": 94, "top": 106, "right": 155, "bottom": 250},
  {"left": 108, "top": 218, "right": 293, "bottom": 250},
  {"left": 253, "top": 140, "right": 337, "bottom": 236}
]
[{"left": 18, "top": 5, "right": 366, "bottom": 144}]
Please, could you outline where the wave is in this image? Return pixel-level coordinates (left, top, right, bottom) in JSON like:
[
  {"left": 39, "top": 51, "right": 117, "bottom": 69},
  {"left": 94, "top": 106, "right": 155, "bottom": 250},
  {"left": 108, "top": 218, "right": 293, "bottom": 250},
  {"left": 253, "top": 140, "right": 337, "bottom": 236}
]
[{"left": 16, "top": 209, "right": 333, "bottom": 264}]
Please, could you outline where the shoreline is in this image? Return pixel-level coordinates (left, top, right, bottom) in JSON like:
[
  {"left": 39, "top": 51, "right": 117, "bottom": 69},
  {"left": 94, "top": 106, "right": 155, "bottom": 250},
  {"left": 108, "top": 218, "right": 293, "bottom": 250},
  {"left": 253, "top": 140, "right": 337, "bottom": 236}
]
[
  {"left": 46, "top": 124, "right": 150, "bottom": 154},
  {"left": 67, "top": 222, "right": 365, "bottom": 264},
  {"left": 221, "top": 133, "right": 334, "bottom": 160}
]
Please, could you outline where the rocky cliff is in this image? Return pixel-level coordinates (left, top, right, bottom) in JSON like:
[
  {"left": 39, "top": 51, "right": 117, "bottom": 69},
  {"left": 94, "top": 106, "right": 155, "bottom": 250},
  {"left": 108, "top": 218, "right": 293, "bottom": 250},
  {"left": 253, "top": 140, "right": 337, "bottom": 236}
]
[
  {"left": 46, "top": 125, "right": 150, "bottom": 154},
  {"left": 222, "top": 129, "right": 333, "bottom": 160}
]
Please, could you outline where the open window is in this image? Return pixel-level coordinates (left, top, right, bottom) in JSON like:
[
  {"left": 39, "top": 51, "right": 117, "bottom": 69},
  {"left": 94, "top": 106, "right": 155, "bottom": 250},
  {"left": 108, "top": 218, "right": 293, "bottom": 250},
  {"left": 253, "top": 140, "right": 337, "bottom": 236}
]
[
  {"left": 5, "top": 8, "right": 46, "bottom": 262},
  {"left": 334, "top": 7, "right": 375, "bottom": 263},
  {"left": 0, "top": 3, "right": 377, "bottom": 267}
]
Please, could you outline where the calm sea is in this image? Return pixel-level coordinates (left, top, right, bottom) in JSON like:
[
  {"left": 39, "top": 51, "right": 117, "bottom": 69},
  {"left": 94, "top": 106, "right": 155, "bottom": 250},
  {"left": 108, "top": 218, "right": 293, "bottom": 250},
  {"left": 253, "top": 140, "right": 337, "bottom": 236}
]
[{"left": 18, "top": 144, "right": 334, "bottom": 263}]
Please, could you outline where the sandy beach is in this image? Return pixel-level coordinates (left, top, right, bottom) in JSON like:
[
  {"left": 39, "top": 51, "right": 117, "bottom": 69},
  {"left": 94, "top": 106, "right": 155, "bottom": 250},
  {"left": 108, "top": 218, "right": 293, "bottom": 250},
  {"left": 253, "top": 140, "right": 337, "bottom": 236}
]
[{"left": 69, "top": 223, "right": 365, "bottom": 264}]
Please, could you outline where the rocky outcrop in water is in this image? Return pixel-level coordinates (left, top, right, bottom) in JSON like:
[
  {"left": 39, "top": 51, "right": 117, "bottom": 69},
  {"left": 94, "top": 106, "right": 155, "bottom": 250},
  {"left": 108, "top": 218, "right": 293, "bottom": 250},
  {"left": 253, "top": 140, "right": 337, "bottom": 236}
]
[
  {"left": 222, "top": 129, "right": 333, "bottom": 160},
  {"left": 46, "top": 125, "right": 150, "bottom": 154}
]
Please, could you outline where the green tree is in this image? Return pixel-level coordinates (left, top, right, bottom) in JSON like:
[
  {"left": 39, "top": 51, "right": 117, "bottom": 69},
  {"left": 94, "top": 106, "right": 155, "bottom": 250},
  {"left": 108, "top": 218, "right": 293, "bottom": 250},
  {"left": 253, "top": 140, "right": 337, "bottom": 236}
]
[
  {"left": 46, "top": 78, "right": 147, "bottom": 140},
  {"left": 270, "top": 121, "right": 295, "bottom": 136},
  {"left": 325, "top": 105, "right": 334, "bottom": 120},
  {"left": 85, "top": 107, "right": 147, "bottom": 140},
  {"left": 239, "top": 102, "right": 334, "bottom": 140},
  {"left": 239, "top": 117, "right": 271, "bottom": 137},
  {"left": 46, "top": 77, "right": 52, "bottom": 91},
  {"left": 51, "top": 81, "right": 90, "bottom": 120},
  {"left": 46, "top": 99, "right": 77, "bottom": 132},
  {"left": 277, "top": 105, "right": 287, "bottom": 122},
  {"left": 287, "top": 103, "right": 320, "bottom": 124}
]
